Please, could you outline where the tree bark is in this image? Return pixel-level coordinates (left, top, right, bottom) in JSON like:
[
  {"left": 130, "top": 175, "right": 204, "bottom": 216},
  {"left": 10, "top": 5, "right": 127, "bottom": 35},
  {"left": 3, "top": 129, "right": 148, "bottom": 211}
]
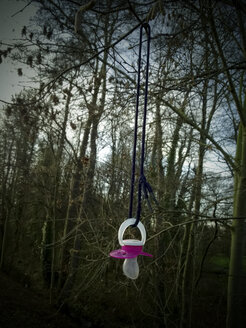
[{"left": 227, "top": 125, "right": 246, "bottom": 328}]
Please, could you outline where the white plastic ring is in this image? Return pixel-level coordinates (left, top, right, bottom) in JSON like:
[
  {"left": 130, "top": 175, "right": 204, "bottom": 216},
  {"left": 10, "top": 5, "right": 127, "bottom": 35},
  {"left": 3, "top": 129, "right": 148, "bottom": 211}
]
[{"left": 118, "top": 218, "right": 146, "bottom": 246}]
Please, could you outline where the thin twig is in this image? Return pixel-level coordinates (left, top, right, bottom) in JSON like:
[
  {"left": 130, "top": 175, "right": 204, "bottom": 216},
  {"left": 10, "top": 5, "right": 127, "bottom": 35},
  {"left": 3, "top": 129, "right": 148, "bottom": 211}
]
[
  {"left": 11, "top": 1, "right": 33, "bottom": 18},
  {"left": 147, "top": 216, "right": 245, "bottom": 242},
  {"left": 128, "top": 0, "right": 144, "bottom": 25},
  {"left": 195, "top": 220, "right": 218, "bottom": 288}
]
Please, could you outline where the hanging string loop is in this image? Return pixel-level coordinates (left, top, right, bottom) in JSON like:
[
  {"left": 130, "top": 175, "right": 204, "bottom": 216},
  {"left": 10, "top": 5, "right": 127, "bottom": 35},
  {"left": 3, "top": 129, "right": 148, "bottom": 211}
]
[{"left": 128, "top": 23, "right": 156, "bottom": 228}]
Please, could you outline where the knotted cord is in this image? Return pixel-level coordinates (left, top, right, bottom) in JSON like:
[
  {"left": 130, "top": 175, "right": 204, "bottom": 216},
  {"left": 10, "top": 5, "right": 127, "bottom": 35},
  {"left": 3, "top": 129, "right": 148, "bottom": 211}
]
[{"left": 128, "top": 23, "right": 157, "bottom": 228}]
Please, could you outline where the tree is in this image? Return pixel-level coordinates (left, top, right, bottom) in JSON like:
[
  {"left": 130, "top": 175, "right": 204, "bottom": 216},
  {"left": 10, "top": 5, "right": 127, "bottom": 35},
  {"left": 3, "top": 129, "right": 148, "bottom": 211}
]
[{"left": 205, "top": 3, "right": 246, "bottom": 327}]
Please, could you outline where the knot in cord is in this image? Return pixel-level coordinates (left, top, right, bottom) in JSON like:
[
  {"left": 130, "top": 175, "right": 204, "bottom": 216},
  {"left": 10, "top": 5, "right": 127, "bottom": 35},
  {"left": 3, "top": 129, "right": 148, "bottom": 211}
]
[
  {"left": 139, "top": 174, "right": 157, "bottom": 212},
  {"left": 131, "top": 174, "right": 158, "bottom": 228}
]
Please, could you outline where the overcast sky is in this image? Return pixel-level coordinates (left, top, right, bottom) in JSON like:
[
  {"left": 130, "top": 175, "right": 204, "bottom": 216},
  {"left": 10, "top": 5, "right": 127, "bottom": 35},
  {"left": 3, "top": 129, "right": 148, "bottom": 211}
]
[{"left": 0, "top": 0, "right": 37, "bottom": 103}]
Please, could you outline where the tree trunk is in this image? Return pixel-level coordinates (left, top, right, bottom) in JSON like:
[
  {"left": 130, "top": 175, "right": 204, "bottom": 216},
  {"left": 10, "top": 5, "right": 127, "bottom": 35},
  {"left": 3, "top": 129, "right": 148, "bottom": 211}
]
[
  {"left": 227, "top": 125, "right": 246, "bottom": 328},
  {"left": 50, "top": 79, "right": 74, "bottom": 298},
  {"left": 58, "top": 21, "right": 110, "bottom": 301},
  {"left": 151, "top": 97, "right": 164, "bottom": 202},
  {"left": 179, "top": 71, "right": 209, "bottom": 327},
  {"left": 164, "top": 115, "right": 183, "bottom": 211}
]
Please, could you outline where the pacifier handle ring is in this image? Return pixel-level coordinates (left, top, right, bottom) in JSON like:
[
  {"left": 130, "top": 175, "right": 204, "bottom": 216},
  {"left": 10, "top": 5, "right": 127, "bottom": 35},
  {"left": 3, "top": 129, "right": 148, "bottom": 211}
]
[{"left": 118, "top": 218, "right": 146, "bottom": 246}]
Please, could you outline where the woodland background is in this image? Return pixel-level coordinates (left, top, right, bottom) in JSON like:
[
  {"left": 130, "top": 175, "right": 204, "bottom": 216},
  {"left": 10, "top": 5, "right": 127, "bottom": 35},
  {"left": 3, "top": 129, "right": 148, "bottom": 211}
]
[{"left": 0, "top": 1, "right": 246, "bottom": 327}]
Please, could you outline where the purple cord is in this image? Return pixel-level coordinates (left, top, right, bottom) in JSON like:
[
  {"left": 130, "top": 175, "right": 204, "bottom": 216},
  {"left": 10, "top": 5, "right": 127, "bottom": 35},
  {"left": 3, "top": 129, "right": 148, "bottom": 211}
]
[{"left": 128, "top": 24, "right": 156, "bottom": 227}]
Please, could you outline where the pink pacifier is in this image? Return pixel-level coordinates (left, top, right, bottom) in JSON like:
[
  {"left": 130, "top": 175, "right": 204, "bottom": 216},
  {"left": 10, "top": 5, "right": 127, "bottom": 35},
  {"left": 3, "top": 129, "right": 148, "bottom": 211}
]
[{"left": 110, "top": 218, "right": 153, "bottom": 279}]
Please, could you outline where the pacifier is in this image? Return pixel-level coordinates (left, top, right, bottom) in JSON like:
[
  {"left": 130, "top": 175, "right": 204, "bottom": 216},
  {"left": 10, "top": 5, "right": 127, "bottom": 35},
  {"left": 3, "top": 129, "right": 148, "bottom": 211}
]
[{"left": 110, "top": 218, "right": 153, "bottom": 279}]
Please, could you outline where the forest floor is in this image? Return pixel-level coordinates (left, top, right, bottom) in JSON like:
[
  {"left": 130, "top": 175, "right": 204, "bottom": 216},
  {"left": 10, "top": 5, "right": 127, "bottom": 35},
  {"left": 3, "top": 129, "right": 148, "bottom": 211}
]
[{"left": 0, "top": 271, "right": 84, "bottom": 328}]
